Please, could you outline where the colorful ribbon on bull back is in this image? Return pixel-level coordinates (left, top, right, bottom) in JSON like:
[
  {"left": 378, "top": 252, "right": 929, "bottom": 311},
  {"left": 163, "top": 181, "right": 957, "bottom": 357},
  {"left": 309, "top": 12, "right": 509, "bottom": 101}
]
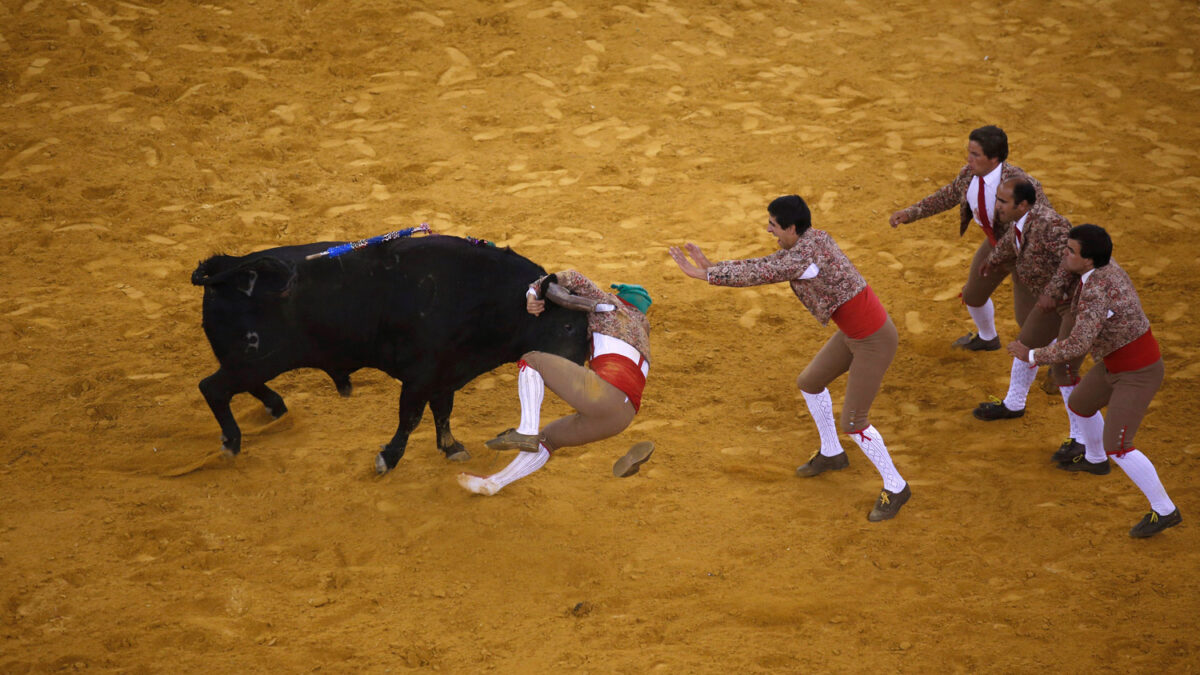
[{"left": 304, "top": 222, "right": 431, "bottom": 260}]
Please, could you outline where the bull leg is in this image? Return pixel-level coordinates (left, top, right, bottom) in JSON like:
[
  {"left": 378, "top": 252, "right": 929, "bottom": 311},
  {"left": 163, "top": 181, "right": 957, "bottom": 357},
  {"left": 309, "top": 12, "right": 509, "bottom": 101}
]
[
  {"left": 248, "top": 384, "right": 288, "bottom": 418},
  {"left": 429, "top": 390, "right": 470, "bottom": 462},
  {"left": 325, "top": 369, "right": 353, "bottom": 398},
  {"left": 375, "top": 384, "right": 427, "bottom": 475},
  {"left": 199, "top": 369, "right": 243, "bottom": 456}
]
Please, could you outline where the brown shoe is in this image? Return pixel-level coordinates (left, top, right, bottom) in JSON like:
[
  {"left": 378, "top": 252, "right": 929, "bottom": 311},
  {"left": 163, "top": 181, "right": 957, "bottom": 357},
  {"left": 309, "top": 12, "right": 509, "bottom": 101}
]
[
  {"left": 795, "top": 450, "right": 849, "bottom": 477},
  {"left": 952, "top": 332, "right": 1001, "bottom": 351},
  {"left": 612, "top": 441, "right": 655, "bottom": 477},
  {"left": 484, "top": 428, "right": 540, "bottom": 453},
  {"left": 868, "top": 484, "right": 911, "bottom": 522}
]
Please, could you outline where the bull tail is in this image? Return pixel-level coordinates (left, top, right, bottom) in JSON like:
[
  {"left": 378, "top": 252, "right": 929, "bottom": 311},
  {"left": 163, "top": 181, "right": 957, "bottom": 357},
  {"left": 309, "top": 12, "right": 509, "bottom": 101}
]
[{"left": 191, "top": 255, "right": 297, "bottom": 297}]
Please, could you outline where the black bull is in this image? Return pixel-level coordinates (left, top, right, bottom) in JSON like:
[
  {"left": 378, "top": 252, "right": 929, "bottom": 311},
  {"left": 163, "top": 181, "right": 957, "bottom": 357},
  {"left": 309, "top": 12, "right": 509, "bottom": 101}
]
[{"left": 191, "top": 235, "right": 589, "bottom": 473}]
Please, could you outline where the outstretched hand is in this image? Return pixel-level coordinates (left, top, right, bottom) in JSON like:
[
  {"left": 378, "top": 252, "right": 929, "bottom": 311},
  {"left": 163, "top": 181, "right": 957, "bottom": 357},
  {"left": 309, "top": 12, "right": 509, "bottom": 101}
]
[
  {"left": 889, "top": 210, "right": 911, "bottom": 228},
  {"left": 669, "top": 243, "right": 712, "bottom": 281}
]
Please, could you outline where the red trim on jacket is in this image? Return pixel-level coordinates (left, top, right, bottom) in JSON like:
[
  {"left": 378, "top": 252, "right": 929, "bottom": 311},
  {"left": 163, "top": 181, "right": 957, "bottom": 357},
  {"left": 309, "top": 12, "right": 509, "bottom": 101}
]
[
  {"left": 589, "top": 354, "right": 647, "bottom": 413},
  {"left": 830, "top": 285, "right": 888, "bottom": 339},
  {"left": 1103, "top": 329, "right": 1160, "bottom": 373}
]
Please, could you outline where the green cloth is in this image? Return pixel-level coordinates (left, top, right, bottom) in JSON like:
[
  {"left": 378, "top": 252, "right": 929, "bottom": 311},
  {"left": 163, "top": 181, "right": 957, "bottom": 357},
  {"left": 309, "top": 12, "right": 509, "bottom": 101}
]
[{"left": 610, "top": 283, "right": 652, "bottom": 314}]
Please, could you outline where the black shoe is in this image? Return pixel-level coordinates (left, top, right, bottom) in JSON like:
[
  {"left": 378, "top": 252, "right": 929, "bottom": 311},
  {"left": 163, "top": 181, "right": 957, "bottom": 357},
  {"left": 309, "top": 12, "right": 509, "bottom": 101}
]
[
  {"left": 973, "top": 398, "right": 1025, "bottom": 421},
  {"left": 612, "top": 441, "right": 655, "bottom": 478},
  {"left": 952, "top": 332, "right": 1001, "bottom": 351},
  {"left": 795, "top": 450, "right": 849, "bottom": 477},
  {"left": 1057, "top": 454, "right": 1111, "bottom": 475},
  {"left": 1129, "top": 508, "right": 1182, "bottom": 538},
  {"left": 868, "top": 484, "right": 911, "bottom": 522},
  {"left": 1051, "top": 438, "right": 1086, "bottom": 463}
]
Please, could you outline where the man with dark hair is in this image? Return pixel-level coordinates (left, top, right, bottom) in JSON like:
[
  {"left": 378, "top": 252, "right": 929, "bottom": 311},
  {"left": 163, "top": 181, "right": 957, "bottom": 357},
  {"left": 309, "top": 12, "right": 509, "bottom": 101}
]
[
  {"left": 671, "top": 194, "right": 910, "bottom": 522},
  {"left": 1007, "top": 224, "right": 1180, "bottom": 538},
  {"left": 971, "top": 178, "right": 1090, "bottom": 460},
  {"left": 889, "top": 125, "right": 1053, "bottom": 351}
]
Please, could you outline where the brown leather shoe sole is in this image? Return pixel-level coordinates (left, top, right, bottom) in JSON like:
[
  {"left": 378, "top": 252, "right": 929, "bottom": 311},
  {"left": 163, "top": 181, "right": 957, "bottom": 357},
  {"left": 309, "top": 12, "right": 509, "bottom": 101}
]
[{"left": 613, "top": 441, "right": 655, "bottom": 477}]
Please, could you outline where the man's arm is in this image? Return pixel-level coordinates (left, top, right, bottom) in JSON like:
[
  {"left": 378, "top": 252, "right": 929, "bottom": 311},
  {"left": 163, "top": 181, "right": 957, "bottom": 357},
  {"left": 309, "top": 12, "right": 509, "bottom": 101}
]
[{"left": 890, "top": 164, "right": 972, "bottom": 227}]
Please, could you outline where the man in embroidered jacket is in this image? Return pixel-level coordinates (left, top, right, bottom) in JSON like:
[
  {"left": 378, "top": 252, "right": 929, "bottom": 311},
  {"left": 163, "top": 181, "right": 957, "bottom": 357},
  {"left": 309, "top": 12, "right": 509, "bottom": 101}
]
[
  {"left": 458, "top": 271, "right": 654, "bottom": 495},
  {"left": 889, "top": 125, "right": 1052, "bottom": 352},
  {"left": 672, "top": 195, "right": 910, "bottom": 522},
  {"left": 971, "top": 178, "right": 1093, "bottom": 462},
  {"left": 1008, "top": 224, "right": 1180, "bottom": 538}
]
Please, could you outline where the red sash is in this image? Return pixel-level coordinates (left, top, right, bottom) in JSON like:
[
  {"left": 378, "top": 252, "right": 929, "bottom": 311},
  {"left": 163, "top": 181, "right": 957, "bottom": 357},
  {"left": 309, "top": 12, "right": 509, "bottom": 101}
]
[
  {"left": 590, "top": 353, "right": 647, "bottom": 413},
  {"left": 831, "top": 285, "right": 888, "bottom": 339},
  {"left": 1103, "top": 329, "right": 1160, "bottom": 373}
]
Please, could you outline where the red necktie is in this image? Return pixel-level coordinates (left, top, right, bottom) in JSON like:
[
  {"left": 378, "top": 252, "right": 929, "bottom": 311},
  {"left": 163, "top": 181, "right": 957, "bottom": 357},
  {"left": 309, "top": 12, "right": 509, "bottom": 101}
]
[
  {"left": 1014, "top": 226, "right": 1023, "bottom": 250},
  {"left": 976, "top": 179, "right": 996, "bottom": 245}
]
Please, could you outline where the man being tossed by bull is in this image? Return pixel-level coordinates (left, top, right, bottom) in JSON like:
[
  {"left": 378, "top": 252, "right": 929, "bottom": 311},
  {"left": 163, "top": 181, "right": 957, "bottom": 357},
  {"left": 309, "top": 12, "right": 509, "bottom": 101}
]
[{"left": 457, "top": 272, "right": 654, "bottom": 495}]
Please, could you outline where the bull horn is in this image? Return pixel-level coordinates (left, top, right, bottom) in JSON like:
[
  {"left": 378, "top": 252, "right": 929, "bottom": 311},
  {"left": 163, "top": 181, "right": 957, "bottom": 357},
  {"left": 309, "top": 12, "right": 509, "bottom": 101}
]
[{"left": 544, "top": 283, "right": 596, "bottom": 312}]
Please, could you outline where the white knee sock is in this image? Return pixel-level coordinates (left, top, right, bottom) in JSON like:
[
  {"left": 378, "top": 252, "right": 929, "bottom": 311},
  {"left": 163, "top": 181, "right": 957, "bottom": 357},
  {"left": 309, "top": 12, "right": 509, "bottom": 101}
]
[
  {"left": 802, "top": 388, "right": 843, "bottom": 457},
  {"left": 491, "top": 444, "right": 551, "bottom": 490},
  {"left": 966, "top": 299, "right": 997, "bottom": 340},
  {"left": 1075, "top": 411, "right": 1107, "bottom": 463},
  {"left": 1059, "top": 385, "right": 1082, "bottom": 440},
  {"left": 848, "top": 425, "right": 906, "bottom": 493},
  {"left": 516, "top": 362, "right": 544, "bottom": 436},
  {"left": 1003, "top": 357, "right": 1038, "bottom": 411},
  {"left": 1112, "top": 450, "right": 1176, "bottom": 516}
]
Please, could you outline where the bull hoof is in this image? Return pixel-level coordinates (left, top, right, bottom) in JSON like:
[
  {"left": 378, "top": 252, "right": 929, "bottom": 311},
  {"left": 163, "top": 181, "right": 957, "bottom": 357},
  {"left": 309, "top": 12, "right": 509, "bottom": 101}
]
[
  {"left": 374, "top": 453, "right": 389, "bottom": 475},
  {"left": 220, "top": 435, "right": 241, "bottom": 458},
  {"left": 268, "top": 406, "right": 288, "bottom": 420},
  {"left": 445, "top": 448, "right": 471, "bottom": 462},
  {"left": 337, "top": 383, "right": 353, "bottom": 398}
]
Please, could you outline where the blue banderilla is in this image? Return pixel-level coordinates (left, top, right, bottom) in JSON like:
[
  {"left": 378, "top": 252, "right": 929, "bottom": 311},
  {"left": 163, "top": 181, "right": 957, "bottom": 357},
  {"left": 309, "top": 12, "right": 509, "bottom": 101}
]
[{"left": 305, "top": 222, "right": 431, "bottom": 260}]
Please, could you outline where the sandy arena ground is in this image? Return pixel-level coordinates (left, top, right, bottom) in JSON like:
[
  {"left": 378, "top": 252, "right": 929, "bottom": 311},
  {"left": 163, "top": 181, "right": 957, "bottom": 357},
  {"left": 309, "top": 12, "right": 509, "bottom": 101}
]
[{"left": 2, "top": 0, "right": 1199, "bottom": 671}]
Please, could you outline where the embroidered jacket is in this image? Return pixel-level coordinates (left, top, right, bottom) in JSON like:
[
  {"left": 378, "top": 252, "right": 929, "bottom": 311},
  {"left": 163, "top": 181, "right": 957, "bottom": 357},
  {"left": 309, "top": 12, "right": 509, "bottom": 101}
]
[
  {"left": 985, "top": 203, "right": 1072, "bottom": 297},
  {"left": 534, "top": 270, "right": 651, "bottom": 362},
  {"left": 705, "top": 228, "right": 867, "bottom": 326},
  {"left": 1033, "top": 261, "right": 1152, "bottom": 365},
  {"left": 900, "top": 162, "right": 1052, "bottom": 240}
]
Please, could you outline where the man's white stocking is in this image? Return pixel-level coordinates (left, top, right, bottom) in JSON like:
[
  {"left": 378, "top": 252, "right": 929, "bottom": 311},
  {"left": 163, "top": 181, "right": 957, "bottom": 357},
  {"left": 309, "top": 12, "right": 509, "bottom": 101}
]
[
  {"left": 802, "top": 388, "right": 843, "bottom": 457},
  {"left": 1075, "top": 411, "right": 1107, "bottom": 463},
  {"left": 848, "top": 425, "right": 906, "bottom": 493},
  {"left": 516, "top": 361, "right": 544, "bottom": 436},
  {"left": 966, "top": 299, "right": 997, "bottom": 340},
  {"left": 1003, "top": 357, "right": 1038, "bottom": 411},
  {"left": 491, "top": 445, "right": 551, "bottom": 491},
  {"left": 1112, "top": 450, "right": 1176, "bottom": 516}
]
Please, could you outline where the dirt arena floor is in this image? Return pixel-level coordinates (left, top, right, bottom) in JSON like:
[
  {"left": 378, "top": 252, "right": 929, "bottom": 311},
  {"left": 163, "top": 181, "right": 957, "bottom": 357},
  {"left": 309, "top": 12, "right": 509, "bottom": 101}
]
[{"left": 3, "top": 0, "right": 1199, "bottom": 671}]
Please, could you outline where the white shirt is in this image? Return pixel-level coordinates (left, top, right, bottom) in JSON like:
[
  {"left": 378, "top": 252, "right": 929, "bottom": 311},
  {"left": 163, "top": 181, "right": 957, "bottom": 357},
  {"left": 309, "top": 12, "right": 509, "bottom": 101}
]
[
  {"left": 968, "top": 162, "right": 1004, "bottom": 229},
  {"left": 1013, "top": 211, "right": 1030, "bottom": 252}
]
